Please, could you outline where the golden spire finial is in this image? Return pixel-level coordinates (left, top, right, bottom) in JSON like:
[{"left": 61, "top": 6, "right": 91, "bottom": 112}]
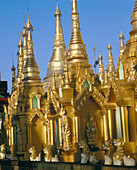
[
  {"left": 93, "top": 48, "right": 96, "bottom": 64},
  {"left": 17, "top": 33, "right": 23, "bottom": 84},
  {"left": 54, "top": 1, "right": 62, "bottom": 34},
  {"left": 11, "top": 52, "right": 16, "bottom": 93},
  {"left": 23, "top": 2, "right": 41, "bottom": 84},
  {"left": 99, "top": 52, "right": 103, "bottom": 63},
  {"left": 107, "top": 41, "right": 112, "bottom": 57},
  {"left": 68, "top": 0, "right": 88, "bottom": 64},
  {"left": 18, "top": 32, "right": 23, "bottom": 55},
  {"left": 64, "top": 70, "right": 70, "bottom": 89},
  {"left": 22, "top": 12, "right": 28, "bottom": 70},
  {"left": 107, "top": 34, "right": 112, "bottom": 54},
  {"left": 98, "top": 52, "right": 104, "bottom": 84},
  {"left": 104, "top": 65, "right": 108, "bottom": 84},
  {"left": 22, "top": 13, "right": 27, "bottom": 37},
  {"left": 119, "top": 27, "right": 125, "bottom": 48},
  {"left": 18, "top": 32, "right": 23, "bottom": 47},
  {"left": 26, "top": 1, "right": 33, "bottom": 31},
  {"left": 54, "top": 1, "right": 61, "bottom": 16},
  {"left": 107, "top": 41, "right": 115, "bottom": 73},
  {"left": 119, "top": 27, "right": 125, "bottom": 56},
  {"left": 72, "top": 0, "right": 78, "bottom": 13}
]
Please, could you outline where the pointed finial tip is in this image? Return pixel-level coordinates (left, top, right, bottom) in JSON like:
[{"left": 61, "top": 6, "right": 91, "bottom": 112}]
[
  {"left": 119, "top": 28, "right": 124, "bottom": 39},
  {"left": 18, "top": 36, "right": 23, "bottom": 47},
  {"left": 108, "top": 41, "right": 112, "bottom": 50},
  {"left": 26, "top": 16, "right": 34, "bottom": 30},
  {"left": 54, "top": 1, "right": 62, "bottom": 16}
]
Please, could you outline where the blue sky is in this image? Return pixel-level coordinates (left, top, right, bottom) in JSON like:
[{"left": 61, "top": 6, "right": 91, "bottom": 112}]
[{"left": 0, "top": 0, "right": 135, "bottom": 92}]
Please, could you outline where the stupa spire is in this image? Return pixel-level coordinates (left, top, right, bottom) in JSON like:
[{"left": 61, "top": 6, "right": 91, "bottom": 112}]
[
  {"left": 17, "top": 34, "right": 23, "bottom": 84},
  {"left": 63, "top": 60, "right": 70, "bottom": 89},
  {"left": 23, "top": 14, "right": 41, "bottom": 83},
  {"left": 43, "top": 2, "right": 67, "bottom": 92},
  {"left": 104, "top": 63, "right": 108, "bottom": 84},
  {"left": 119, "top": 28, "right": 125, "bottom": 55},
  {"left": 98, "top": 52, "right": 104, "bottom": 84},
  {"left": 22, "top": 13, "right": 28, "bottom": 71},
  {"left": 68, "top": 0, "right": 88, "bottom": 64},
  {"left": 11, "top": 52, "right": 16, "bottom": 93},
  {"left": 119, "top": 28, "right": 125, "bottom": 48},
  {"left": 107, "top": 41, "right": 115, "bottom": 73}
]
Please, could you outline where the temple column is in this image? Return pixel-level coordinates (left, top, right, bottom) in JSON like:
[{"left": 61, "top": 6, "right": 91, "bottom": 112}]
[
  {"left": 50, "top": 120, "right": 53, "bottom": 145},
  {"left": 58, "top": 117, "right": 62, "bottom": 147},
  {"left": 125, "top": 107, "right": 129, "bottom": 142},
  {"left": 72, "top": 116, "right": 76, "bottom": 144},
  {"left": 75, "top": 116, "right": 78, "bottom": 143},
  {"left": 108, "top": 109, "right": 113, "bottom": 139},
  {"left": 56, "top": 118, "right": 59, "bottom": 147},
  {"left": 120, "top": 106, "right": 129, "bottom": 142},
  {"left": 72, "top": 116, "right": 79, "bottom": 144},
  {"left": 43, "top": 122, "right": 47, "bottom": 145},
  {"left": 10, "top": 126, "right": 14, "bottom": 155},
  {"left": 120, "top": 106, "right": 126, "bottom": 142},
  {"left": 9, "top": 127, "right": 11, "bottom": 146},
  {"left": 103, "top": 113, "right": 109, "bottom": 141}
]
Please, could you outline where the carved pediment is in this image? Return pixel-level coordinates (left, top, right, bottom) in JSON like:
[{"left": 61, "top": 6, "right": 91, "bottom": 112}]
[
  {"left": 104, "top": 78, "right": 123, "bottom": 105},
  {"left": 74, "top": 85, "right": 105, "bottom": 112}
]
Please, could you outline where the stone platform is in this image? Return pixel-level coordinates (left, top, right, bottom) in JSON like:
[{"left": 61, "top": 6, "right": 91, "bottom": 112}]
[{"left": 0, "top": 160, "right": 137, "bottom": 170}]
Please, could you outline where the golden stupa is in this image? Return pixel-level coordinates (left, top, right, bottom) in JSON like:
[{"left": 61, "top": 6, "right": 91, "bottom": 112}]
[{"left": 2, "top": 0, "right": 137, "bottom": 163}]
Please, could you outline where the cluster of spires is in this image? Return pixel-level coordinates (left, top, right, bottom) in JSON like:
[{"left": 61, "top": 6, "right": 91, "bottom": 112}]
[
  {"left": 98, "top": 29, "right": 125, "bottom": 84},
  {"left": 12, "top": 6, "right": 41, "bottom": 92},
  {"left": 11, "top": 0, "right": 136, "bottom": 93}
]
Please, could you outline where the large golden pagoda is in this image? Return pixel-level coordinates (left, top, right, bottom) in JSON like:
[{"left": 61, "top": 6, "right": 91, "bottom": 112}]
[{"left": 3, "top": 0, "right": 137, "bottom": 163}]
